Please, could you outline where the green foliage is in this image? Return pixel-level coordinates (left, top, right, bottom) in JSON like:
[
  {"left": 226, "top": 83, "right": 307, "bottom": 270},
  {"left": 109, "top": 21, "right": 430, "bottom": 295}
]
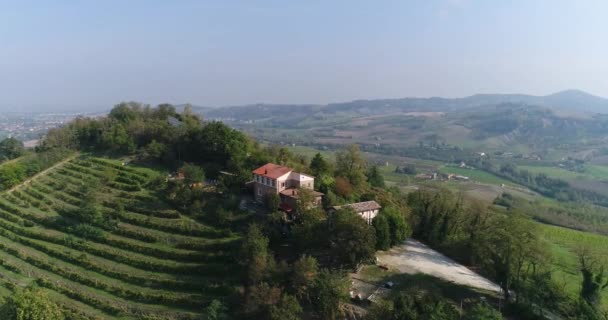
[
  {"left": 310, "top": 153, "right": 331, "bottom": 177},
  {"left": 384, "top": 206, "right": 410, "bottom": 246},
  {"left": 310, "top": 269, "right": 349, "bottom": 320},
  {"left": 473, "top": 213, "right": 543, "bottom": 300},
  {"left": 202, "top": 300, "right": 228, "bottom": 320},
  {"left": 0, "top": 287, "right": 65, "bottom": 320},
  {"left": 240, "top": 224, "right": 272, "bottom": 284},
  {"left": 43, "top": 104, "right": 251, "bottom": 177},
  {"left": 68, "top": 223, "right": 105, "bottom": 240},
  {"left": 0, "top": 149, "right": 69, "bottom": 191},
  {"left": 465, "top": 302, "right": 503, "bottom": 320},
  {"left": 407, "top": 188, "right": 464, "bottom": 246},
  {"left": 335, "top": 144, "right": 367, "bottom": 188},
  {"left": 179, "top": 163, "right": 205, "bottom": 182},
  {"left": 366, "top": 165, "right": 385, "bottom": 188},
  {"left": 328, "top": 208, "right": 376, "bottom": 269},
  {"left": 291, "top": 255, "right": 319, "bottom": 301},
  {"left": 370, "top": 291, "right": 460, "bottom": 320},
  {"left": 372, "top": 214, "right": 391, "bottom": 250},
  {"left": 578, "top": 249, "right": 608, "bottom": 310},
  {"left": 269, "top": 294, "right": 302, "bottom": 320},
  {"left": 0, "top": 162, "right": 28, "bottom": 190},
  {"left": 265, "top": 193, "right": 280, "bottom": 212},
  {"left": 0, "top": 137, "right": 25, "bottom": 161}
]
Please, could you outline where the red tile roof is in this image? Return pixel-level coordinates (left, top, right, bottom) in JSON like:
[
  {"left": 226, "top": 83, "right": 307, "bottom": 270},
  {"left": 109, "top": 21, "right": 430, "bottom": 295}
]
[{"left": 252, "top": 163, "right": 293, "bottom": 179}]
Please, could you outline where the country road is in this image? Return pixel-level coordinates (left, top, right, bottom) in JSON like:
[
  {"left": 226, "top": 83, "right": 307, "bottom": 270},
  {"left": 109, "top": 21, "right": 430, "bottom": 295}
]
[
  {"left": 376, "top": 239, "right": 502, "bottom": 293},
  {"left": 6, "top": 153, "right": 78, "bottom": 193}
]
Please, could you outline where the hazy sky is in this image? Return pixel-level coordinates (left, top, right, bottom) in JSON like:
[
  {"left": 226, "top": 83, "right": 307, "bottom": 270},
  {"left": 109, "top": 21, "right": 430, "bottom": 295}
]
[{"left": 1, "top": 1, "right": 607, "bottom": 111}]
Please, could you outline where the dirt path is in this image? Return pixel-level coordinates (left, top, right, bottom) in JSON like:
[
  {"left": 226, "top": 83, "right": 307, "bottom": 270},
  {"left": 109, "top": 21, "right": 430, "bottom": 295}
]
[
  {"left": 376, "top": 239, "right": 501, "bottom": 293},
  {"left": 6, "top": 153, "right": 78, "bottom": 193}
]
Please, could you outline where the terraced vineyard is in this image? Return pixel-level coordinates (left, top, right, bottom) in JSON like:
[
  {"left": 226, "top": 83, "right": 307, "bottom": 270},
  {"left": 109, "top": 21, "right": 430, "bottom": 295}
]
[{"left": 0, "top": 154, "right": 240, "bottom": 319}]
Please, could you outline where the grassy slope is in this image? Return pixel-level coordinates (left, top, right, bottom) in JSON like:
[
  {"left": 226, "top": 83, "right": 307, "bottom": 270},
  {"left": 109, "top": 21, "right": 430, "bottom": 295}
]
[
  {"left": 0, "top": 155, "right": 239, "bottom": 319},
  {"left": 540, "top": 223, "right": 608, "bottom": 310},
  {"left": 519, "top": 164, "right": 608, "bottom": 181}
]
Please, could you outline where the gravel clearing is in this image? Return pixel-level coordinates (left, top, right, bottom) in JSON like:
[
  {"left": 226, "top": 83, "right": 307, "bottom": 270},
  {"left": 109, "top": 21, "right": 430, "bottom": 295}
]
[{"left": 376, "top": 239, "right": 502, "bottom": 293}]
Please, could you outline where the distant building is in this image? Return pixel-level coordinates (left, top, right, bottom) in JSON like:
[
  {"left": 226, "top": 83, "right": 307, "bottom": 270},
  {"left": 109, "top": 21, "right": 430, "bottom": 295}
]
[
  {"left": 330, "top": 200, "right": 382, "bottom": 224},
  {"left": 252, "top": 163, "right": 322, "bottom": 212}
]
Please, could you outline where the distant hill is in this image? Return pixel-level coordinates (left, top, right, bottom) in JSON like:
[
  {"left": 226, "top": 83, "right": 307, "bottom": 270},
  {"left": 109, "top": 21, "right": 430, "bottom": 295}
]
[
  {"left": 460, "top": 90, "right": 608, "bottom": 113},
  {"left": 202, "top": 90, "right": 608, "bottom": 121},
  {"left": 174, "top": 104, "right": 215, "bottom": 114}
]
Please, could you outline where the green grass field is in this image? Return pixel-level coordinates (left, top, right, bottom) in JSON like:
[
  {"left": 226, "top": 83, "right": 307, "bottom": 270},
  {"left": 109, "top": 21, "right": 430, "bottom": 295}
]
[
  {"left": 540, "top": 223, "right": 608, "bottom": 310},
  {"left": 518, "top": 165, "right": 586, "bottom": 181},
  {"left": 583, "top": 165, "right": 608, "bottom": 180},
  {"left": 0, "top": 154, "right": 240, "bottom": 319},
  {"left": 519, "top": 164, "right": 608, "bottom": 182}
]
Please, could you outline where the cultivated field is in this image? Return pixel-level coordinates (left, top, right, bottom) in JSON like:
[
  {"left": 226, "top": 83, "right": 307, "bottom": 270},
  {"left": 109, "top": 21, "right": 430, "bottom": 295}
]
[{"left": 0, "top": 154, "right": 239, "bottom": 319}]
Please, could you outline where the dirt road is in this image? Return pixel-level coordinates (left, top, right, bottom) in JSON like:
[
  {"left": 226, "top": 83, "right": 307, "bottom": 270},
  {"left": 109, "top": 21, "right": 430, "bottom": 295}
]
[
  {"left": 7, "top": 153, "right": 78, "bottom": 193},
  {"left": 376, "top": 239, "right": 501, "bottom": 293}
]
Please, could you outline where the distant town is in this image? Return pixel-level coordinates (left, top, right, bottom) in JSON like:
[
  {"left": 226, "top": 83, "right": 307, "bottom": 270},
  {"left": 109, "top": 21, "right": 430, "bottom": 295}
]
[{"left": 0, "top": 111, "right": 104, "bottom": 147}]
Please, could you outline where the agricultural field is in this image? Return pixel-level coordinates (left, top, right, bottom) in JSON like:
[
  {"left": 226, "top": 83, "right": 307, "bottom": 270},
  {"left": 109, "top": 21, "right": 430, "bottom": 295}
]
[
  {"left": 519, "top": 163, "right": 608, "bottom": 182},
  {"left": 540, "top": 223, "right": 608, "bottom": 310},
  {"left": 0, "top": 154, "right": 240, "bottom": 319}
]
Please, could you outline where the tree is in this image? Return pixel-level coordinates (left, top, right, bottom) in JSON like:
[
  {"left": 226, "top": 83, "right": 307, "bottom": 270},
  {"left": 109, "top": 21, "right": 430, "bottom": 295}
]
[
  {"left": 266, "top": 193, "right": 280, "bottom": 212},
  {"left": 335, "top": 144, "right": 367, "bottom": 188},
  {"left": 0, "top": 137, "right": 25, "bottom": 161},
  {"left": 473, "top": 213, "right": 542, "bottom": 301},
  {"left": 334, "top": 176, "right": 353, "bottom": 198},
  {"left": 240, "top": 224, "right": 272, "bottom": 284},
  {"left": 180, "top": 163, "right": 205, "bottom": 183},
  {"left": 192, "top": 121, "right": 249, "bottom": 171},
  {"left": 465, "top": 302, "right": 503, "bottom": 320},
  {"left": 407, "top": 188, "right": 464, "bottom": 246},
  {"left": 365, "top": 299, "right": 393, "bottom": 320},
  {"left": 243, "top": 282, "right": 282, "bottom": 317},
  {"left": 269, "top": 294, "right": 302, "bottom": 320},
  {"left": 202, "top": 299, "right": 228, "bottom": 320},
  {"left": 366, "top": 166, "right": 385, "bottom": 188},
  {"left": 0, "top": 287, "right": 65, "bottom": 320},
  {"left": 109, "top": 102, "right": 140, "bottom": 123},
  {"left": 310, "top": 153, "right": 330, "bottom": 175},
  {"left": 328, "top": 208, "right": 376, "bottom": 269},
  {"left": 578, "top": 248, "right": 608, "bottom": 310},
  {"left": 143, "top": 139, "right": 166, "bottom": 160},
  {"left": 310, "top": 270, "right": 349, "bottom": 320},
  {"left": 0, "top": 162, "right": 27, "bottom": 190},
  {"left": 295, "top": 187, "right": 316, "bottom": 214},
  {"left": 392, "top": 291, "right": 459, "bottom": 320},
  {"left": 291, "top": 255, "right": 319, "bottom": 301},
  {"left": 372, "top": 214, "right": 391, "bottom": 250},
  {"left": 384, "top": 207, "right": 410, "bottom": 246}
]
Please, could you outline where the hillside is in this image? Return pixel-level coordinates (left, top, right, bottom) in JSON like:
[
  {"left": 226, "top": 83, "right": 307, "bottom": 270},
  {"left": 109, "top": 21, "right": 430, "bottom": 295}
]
[
  {"left": 1, "top": 102, "right": 606, "bottom": 320},
  {"left": 0, "top": 154, "right": 239, "bottom": 319}
]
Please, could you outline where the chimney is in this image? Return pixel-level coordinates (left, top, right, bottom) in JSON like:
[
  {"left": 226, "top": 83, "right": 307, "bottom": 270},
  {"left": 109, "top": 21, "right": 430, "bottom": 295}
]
[
  {"left": 292, "top": 190, "right": 295, "bottom": 195},
  {"left": 264, "top": 169, "right": 267, "bottom": 174}
]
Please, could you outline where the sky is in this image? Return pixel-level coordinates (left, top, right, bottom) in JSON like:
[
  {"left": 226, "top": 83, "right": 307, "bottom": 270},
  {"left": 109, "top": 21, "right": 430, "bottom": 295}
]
[{"left": 1, "top": 0, "right": 607, "bottom": 111}]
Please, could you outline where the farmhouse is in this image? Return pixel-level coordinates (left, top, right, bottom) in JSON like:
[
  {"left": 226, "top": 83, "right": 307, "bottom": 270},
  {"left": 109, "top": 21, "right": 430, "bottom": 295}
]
[
  {"left": 330, "top": 200, "right": 382, "bottom": 224},
  {"left": 252, "top": 163, "right": 323, "bottom": 212}
]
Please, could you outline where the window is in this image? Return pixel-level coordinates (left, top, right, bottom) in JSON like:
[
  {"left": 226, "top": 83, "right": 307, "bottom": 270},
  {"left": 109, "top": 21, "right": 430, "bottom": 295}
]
[
  {"left": 281, "top": 182, "right": 285, "bottom": 187},
  {"left": 272, "top": 180, "right": 275, "bottom": 187},
  {"left": 258, "top": 188, "right": 261, "bottom": 195}
]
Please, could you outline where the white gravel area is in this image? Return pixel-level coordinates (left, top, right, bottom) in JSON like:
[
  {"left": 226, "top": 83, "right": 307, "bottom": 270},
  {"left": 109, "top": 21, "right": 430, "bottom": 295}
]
[{"left": 376, "top": 239, "right": 502, "bottom": 293}]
